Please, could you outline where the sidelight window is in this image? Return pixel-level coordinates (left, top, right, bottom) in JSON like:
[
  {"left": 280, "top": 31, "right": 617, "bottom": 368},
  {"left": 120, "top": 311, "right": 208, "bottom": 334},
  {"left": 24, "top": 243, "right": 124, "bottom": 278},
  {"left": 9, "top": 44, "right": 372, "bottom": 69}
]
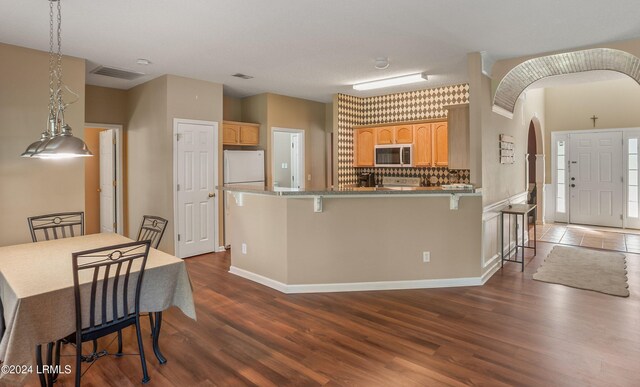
[
  {"left": 629, "top": 138, "right": 639, "bottom": 218},
  {"left": 556, "top": 141, "right": 566, "bottom": 213}
]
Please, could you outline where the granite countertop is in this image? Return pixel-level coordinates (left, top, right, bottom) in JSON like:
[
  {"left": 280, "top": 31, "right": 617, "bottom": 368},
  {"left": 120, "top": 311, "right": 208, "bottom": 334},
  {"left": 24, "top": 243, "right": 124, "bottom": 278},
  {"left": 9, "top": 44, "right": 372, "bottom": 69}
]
[{"left": 218, "top": 184, "right": 477, "bottom": 196}]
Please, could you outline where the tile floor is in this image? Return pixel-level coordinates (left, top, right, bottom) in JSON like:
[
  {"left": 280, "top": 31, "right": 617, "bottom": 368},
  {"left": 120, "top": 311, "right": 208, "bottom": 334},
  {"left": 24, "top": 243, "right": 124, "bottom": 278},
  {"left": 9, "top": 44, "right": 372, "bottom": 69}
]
[{"left": 537, "top": 223, "right": 640, "bottom": 253}]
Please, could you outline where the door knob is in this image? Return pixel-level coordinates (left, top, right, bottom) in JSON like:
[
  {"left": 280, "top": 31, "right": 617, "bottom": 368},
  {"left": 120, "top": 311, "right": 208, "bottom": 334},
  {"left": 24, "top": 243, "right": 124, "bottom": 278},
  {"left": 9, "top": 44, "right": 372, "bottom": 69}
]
[
  {"left": 571, "top": 184, "right": 576, "bottom": 188},
  {"left": 208, "top": 192, "right": 215, "bottom": 198},
  {"left": 571, "top": 177, "right": 575, "bottom": 181}
]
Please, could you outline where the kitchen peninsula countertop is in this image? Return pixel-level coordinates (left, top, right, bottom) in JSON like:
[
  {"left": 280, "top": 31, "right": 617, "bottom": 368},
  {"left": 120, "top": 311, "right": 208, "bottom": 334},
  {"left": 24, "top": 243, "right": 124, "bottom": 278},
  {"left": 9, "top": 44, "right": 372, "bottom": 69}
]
[{"left": 219, "top": 184, "right": 477, "bottom": 196}]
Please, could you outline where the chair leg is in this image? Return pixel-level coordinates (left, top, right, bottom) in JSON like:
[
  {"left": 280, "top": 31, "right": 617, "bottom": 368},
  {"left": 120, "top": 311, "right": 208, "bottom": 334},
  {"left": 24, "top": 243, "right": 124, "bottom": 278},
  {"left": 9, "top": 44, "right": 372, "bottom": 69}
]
[
  {"left": 116, "top": 330, "right": 123, "bottom": 357},
  {"left": 52, "top": 340, "right": 61, "bottom": 383},
  {"left": 45, "top": 342, "right": 54, "bottom": 386},
  {"left": 148, "top": 313, "right": 154, "bottom": 336},
  {"left": 75, "top": 341, "right": 82, "bottom": 387},
  {"left": 92, "top": 339, "right": 98, "bottom": 354},
  {"left": 36, "top": 344, "right": 47, "bottom": 387},
  {"left": 135, "top": 318, "right": 151, "bottom": 384}
]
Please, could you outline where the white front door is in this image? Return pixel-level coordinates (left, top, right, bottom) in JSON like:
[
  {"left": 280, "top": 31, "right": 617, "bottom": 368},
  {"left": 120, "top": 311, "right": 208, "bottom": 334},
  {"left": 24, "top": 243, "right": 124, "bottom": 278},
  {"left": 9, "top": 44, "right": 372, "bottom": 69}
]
[
  {"left": 175, "top": 120, "right": 218, "bottom": 258},
  {"left": 99, "top": 129, "right": 116, "bottom": 233},
  {"left": 569, "top": 131, "right": 623, "bottom": 227}
]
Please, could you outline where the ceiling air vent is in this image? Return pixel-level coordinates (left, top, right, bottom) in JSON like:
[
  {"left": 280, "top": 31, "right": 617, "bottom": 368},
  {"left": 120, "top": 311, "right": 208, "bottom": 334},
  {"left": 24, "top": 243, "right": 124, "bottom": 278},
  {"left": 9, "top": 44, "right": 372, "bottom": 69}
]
[
  {"left": 90, "top": 65, "right": 145, "bottom": 80},
  {"left": 232, "top": 73, "right": 254, "bottom": 80}
]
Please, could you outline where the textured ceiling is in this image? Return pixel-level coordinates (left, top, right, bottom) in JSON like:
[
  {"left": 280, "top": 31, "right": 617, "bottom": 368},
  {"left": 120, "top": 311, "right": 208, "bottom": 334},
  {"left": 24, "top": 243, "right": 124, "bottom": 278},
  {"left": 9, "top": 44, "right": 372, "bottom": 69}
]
[{"left": 1, "top": 0, "right": 640, "bottom": 102}]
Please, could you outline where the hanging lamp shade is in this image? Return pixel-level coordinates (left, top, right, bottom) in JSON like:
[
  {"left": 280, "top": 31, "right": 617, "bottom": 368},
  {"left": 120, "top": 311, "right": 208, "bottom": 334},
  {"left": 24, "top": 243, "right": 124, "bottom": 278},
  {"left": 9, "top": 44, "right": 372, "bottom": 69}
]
[
  {"left": 22, "top": 0, "right": 93, "bottom": 159},
  {"left": 21, "top": 132, "right": 50, "bottom": 157},
  {"left": 34, "top": 124, "right": 92, "bottom": 159}
]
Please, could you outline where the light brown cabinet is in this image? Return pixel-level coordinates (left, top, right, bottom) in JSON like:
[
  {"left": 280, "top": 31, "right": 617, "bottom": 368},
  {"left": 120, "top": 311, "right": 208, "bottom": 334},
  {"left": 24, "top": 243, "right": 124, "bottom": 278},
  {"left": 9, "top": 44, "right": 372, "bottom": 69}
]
[
  {"left": 376, "top": 126, "right": 394, "bottom": 145},
  {"left": 354, "top": 128, "right": 375, "bottom": 167},
  {"left": 413, "top": 123, "right": 433, "bottom": 167},
  {"left": 223, "top": 121, "right": 260, "bottom": 145},
  {"left": 395, "top": 125, "right": 413, "bottom": 144},
  {"left": 446, "top": 104, "right": 469, "bottom": 169},
  {"left": 375, "top": 125, "right": 413, "bottom": 145},
  {"left": 433, "top": 122, "right": 448, "bottom": 166},
  {"left": 353, "top": 120, "right": 448, "bottom": 168}
]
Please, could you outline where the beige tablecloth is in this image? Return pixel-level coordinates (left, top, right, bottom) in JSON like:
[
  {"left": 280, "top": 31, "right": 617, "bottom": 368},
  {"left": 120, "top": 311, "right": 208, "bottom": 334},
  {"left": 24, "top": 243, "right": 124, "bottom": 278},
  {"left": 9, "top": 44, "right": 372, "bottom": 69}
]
[{"left": 0, "top": 233, "right": 196, "bottom": 383}]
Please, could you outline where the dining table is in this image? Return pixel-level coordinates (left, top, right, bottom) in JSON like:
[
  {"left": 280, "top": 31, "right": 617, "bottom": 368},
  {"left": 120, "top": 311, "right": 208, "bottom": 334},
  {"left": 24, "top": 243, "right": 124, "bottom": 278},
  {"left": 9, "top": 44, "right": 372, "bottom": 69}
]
[{"left": 0, "top": 233, "right": 197, "bottom": 384}]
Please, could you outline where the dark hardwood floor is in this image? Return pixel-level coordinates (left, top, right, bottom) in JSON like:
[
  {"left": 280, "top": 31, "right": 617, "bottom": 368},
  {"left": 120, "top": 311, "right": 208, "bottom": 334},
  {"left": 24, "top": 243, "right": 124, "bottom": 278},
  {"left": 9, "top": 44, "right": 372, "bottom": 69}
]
[{"left": 23, "top": 242, "right": 640, "bottom": 386}]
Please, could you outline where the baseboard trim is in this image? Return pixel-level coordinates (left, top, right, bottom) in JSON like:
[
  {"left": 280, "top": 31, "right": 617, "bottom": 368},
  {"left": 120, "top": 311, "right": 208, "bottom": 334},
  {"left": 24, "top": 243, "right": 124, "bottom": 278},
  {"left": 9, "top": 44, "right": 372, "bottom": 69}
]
[
  {"left": 481, "top": 258, "right": 502, "bottom": 284},
  {"left": 217, "top": 245, "right": 227, "bottom": 253},
  {"left": 229, "top": 266, "right": 484, "bottom": 294}
]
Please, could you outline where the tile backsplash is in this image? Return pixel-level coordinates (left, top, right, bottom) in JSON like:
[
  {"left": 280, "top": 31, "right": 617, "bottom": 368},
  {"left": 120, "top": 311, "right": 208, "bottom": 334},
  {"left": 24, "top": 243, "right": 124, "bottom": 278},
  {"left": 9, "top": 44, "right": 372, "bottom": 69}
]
[
  {"left": 337, "top": 84, "right": 470, "bottom": 186},
  {"left": 355, "top": 167, "right": 470, "bottom": 186}
]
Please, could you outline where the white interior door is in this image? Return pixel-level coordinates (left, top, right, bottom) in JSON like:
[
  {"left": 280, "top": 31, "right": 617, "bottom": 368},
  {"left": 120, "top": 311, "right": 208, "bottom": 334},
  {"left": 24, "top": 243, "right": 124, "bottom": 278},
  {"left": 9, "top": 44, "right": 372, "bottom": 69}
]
[
  {"left": 291, "top": 134, "right": 301, "bottom": 189},
  {"left": 175, "top": 120, "right": 217, "bottom": 258},
  {"left": 99, "top": 129, "right": 116, "bottom": 233},
  {"left": 569, "top": 131, "right": 623, "bottom": 227}
]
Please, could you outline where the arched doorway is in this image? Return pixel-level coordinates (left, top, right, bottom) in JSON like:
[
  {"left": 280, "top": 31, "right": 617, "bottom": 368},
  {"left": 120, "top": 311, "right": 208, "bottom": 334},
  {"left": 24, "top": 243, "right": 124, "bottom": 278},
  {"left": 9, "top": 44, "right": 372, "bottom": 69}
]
[{"left": 493, "top": 48, "right": 640, "bottom": 117}]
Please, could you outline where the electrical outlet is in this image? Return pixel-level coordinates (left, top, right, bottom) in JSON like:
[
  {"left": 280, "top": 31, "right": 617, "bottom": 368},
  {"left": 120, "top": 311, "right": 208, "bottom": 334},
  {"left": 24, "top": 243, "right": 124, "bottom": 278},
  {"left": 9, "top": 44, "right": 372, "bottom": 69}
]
[
  {"left": 241, "top": 243, "right": 247, "bottom": 254},
  {"left": 308, "top": 174, "right": 312, "bottom": 181},
  {"left": 422, "top": 251, "right": 430, "bottom": 263}
]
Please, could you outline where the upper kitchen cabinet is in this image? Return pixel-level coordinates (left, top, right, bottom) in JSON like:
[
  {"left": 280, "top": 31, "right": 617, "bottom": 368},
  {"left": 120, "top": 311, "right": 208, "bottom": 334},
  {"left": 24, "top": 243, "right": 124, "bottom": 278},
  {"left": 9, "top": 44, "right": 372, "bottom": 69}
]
[
  {"left": 413, "top": 123, "right": 432, "bottom": 167},
  {"left": 376, "top": 126, "right": 394, "bottom": 145},
  {"left": 433, "top": 122, "right": 448, "bottom": 166},
  {"left": 395, "top": 125, "right": 413, "bottom": 144},
  {"left": 353, "top": 127, "right": 375, "bottom": 167},
  {"left": 223, "top": 120, "right": 260, "bottom": 145},
  {"left": 445, "top": 104, "right": 469, "bottom": 169},
  {"left": 375, "top": 125, "right": 412, "bottom": 145}
]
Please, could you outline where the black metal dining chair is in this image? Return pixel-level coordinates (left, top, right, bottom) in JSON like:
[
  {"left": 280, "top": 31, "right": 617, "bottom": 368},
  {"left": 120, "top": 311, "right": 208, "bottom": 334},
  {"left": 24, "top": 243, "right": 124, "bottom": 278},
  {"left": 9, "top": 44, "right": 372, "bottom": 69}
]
[
  {"left": 27, "top": 212, "right": 85, "bottom": 242},
  {"left": 134, "top": 215, "right": 168, "bottom": 334},
  {"left": 50, "top": 241, "right": 152, "bottom": 386},
  {"left": 136, "top": 215, "right": 168, "bottom": 249}
]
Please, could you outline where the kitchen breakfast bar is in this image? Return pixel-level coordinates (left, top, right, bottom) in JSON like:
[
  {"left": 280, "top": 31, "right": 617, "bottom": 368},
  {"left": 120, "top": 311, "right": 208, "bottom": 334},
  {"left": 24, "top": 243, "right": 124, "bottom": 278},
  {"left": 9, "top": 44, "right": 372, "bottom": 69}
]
[{"left": 222, "top": 185, "right": 484, "bottom": 293}]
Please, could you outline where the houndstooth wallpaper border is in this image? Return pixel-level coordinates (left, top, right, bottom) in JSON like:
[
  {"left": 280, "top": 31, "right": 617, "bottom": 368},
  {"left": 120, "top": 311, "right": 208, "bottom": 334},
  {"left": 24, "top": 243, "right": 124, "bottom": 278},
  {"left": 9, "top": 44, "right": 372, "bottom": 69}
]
[{"left": 337, "top": 84, "right": 470, "bottom": 186}]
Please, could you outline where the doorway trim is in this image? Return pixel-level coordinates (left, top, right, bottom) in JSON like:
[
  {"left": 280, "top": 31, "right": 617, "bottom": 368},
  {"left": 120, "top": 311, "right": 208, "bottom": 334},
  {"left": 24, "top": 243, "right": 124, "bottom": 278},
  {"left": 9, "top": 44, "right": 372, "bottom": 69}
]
[
  {"left": 552, "top": 127, "right": 640, "bottom": 228},
  {"left": 172, "top": 118, "right": 219, "bottom": 259},
  {"left": 271, "top": 127, "right": 305, "bottom": 190},
  {"left": 85, "top": 123, "right": 124, "bottom": 234}
]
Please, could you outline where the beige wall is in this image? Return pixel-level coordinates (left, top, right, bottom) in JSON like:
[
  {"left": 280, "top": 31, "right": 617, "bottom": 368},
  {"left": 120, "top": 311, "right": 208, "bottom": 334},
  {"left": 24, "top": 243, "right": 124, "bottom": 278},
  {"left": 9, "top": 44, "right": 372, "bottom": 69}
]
[
  {"left": 223, "top": 95, "right": 242, "bottom": 121},
  {"left": 229, "top": 193, "right": 483, "bottom": 285},
  {"left": 127, "top": 75, "right": 223, "bottom": 254},
  {"left": 166, "top": 75, "right": 224, "bottom": 249},
  {"left": 126, "top": 76, "right": 170, "bottom": 249},
  {"left": 239, "top": 93, "right": 326, "bottom": 189},
  {"left": 543, "top": 77, "right": 640, "bottom": 182},
  {"left": 85, "top": 85, "right": 128, "bottom": 124},
  {"left": 0, "top": 43, "right": 85, "bottom": 246},
  {"left": 473, "top": 52, "right": 546, "bottom": 206},
  {"left": 266, "top": 94, "right": 327, "bottom": 189},
  {"left": 85, "top": 85, "right": 130, "bottom": 234},
  {"left": 240, "top": 93, "right": 269, "bottom": 149},
  {"left": 83, "top": 127, "right": 106, "bottom": 235}
]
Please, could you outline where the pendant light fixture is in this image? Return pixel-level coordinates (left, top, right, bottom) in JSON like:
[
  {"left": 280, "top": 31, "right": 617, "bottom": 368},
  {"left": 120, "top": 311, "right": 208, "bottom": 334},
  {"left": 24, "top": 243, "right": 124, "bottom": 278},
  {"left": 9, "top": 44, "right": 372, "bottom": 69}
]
[{"left": 22, "top": 0, "right": 92, "bottom": 159}]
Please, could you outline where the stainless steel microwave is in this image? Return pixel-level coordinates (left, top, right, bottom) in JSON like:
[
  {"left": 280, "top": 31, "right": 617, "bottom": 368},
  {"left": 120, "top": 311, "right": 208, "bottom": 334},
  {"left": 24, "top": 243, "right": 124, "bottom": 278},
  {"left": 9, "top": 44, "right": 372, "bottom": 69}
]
[{"left": 374, "top": 144, "right": 413, "bottom": 167}]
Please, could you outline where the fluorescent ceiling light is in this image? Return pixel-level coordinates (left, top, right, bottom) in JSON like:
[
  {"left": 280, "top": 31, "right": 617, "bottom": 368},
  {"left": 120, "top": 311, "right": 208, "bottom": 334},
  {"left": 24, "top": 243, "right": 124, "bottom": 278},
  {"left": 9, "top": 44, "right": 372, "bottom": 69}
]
[{"left": 353, "top": 72, "right": 428, "bottom": 91}]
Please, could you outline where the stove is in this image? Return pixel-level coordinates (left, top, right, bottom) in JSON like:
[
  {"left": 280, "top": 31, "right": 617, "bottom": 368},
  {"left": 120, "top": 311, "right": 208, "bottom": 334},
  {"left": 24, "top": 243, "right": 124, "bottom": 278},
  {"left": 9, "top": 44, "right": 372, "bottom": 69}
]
[{"left": 381, "top": 176, "right": 421, "bottom": 187}]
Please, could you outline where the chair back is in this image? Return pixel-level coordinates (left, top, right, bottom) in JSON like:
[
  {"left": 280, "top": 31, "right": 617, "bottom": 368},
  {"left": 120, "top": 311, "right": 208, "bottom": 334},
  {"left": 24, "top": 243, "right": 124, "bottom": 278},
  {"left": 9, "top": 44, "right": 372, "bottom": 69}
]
[
  {"left": 72, "top": 240, "right": 150, "bottom": 335},
  {"left": 136, "top": 215, "right": 168, "bottom": 249},
  {"left": 28, "top": 212, "right": 85, "bottom": 242}
]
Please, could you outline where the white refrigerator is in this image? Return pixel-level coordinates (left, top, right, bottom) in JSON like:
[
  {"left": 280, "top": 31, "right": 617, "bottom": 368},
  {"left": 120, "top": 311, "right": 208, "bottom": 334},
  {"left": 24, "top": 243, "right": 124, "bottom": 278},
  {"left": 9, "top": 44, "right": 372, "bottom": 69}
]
[
  {"left": 223, "top": 150, "right": 265, "bottom": 186},
  {"left": 223, "top": 150, "right": 265, "bottom": 247}
]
